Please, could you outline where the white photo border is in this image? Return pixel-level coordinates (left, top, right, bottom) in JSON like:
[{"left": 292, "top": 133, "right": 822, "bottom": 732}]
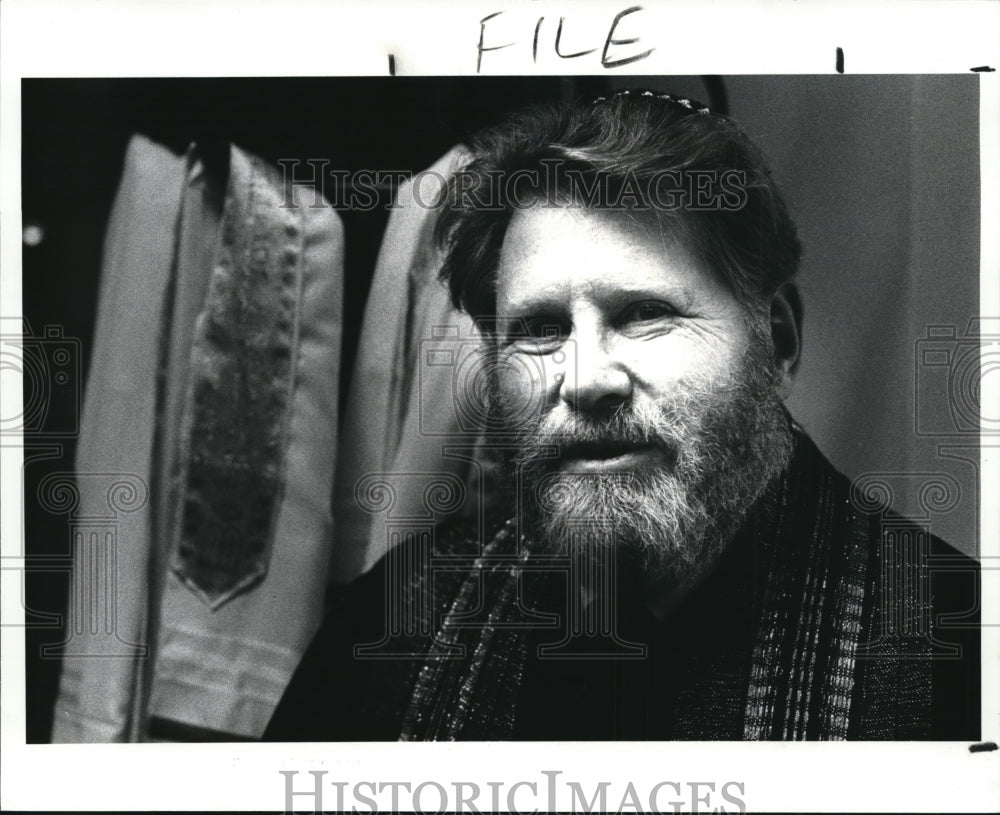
[{"left": 2, "top": 1, "right": 997, "bottom": 812}]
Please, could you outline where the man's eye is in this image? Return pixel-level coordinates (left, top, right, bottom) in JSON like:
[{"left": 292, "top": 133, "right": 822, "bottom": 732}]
[
  {"left": 622, "top": 300, "right": 675, "bottom": 323},
  {"left": 504, "top": 316, "right": 568, "bottom": 352}
]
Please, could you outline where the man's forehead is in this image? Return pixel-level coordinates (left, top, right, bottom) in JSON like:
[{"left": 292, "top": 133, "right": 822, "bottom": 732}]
[
  {"left": 495, "top": 205, "right": 723, "bottom": 310},
  {"left": 502, "top": 203, "right": 679, "bottom": 247}
]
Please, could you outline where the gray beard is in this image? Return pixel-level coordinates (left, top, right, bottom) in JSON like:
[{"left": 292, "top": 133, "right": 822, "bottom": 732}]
[{"left": 490, "top": 322, "right": 795, "bottom": 588}]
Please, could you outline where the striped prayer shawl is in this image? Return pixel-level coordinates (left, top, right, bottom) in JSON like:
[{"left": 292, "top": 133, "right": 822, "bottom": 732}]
[{"left": 398, "top": 426, "right": 935, "bottom": 740}]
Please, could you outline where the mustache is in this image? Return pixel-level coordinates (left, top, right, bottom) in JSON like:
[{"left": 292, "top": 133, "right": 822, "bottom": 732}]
[{"left": 510, "top": 397, "right": 703, "bottom": 470}]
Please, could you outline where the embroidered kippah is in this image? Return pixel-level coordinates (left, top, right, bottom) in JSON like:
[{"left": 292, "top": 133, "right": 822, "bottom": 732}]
[{"left": 591, "top": 88, "right": 711, "bottom": 115}]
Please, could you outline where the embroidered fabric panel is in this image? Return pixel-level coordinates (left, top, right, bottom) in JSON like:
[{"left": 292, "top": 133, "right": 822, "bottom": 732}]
[{"left": 171, "top": 148, "right": 304, "bottom": 609}]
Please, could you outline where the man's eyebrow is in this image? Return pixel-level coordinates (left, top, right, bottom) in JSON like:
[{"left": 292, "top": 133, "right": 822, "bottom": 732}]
[
  {"left": 587, "top": 282, "right": 697, "bottom": 312},
  {"left": 499, "top": 290, "right": 567, "bottom": 316},
  {"left": 502, "top": 283, "right": 697, "bottom": 314},
  {"left": 609, "top": 284, "right": 694, "bottom": 302}
]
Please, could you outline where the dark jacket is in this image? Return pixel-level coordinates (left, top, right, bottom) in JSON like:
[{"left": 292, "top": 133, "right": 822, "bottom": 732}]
[{"left": 264, "top": 429, "right": 980, "bottom": 741}]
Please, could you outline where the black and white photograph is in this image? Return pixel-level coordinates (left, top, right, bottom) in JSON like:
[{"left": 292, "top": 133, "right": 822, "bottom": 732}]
[{"left": 2, "top": 1, "right": 998, "bottom": 813}]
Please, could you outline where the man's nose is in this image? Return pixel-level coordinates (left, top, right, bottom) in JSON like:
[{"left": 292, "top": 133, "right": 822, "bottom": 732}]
[{"left": 559, "top": 332, "right": 632, "bottom": 416}]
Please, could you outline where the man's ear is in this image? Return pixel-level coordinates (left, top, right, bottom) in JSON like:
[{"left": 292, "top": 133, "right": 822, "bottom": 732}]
[{"left": 770, "top": 282, "right": 802, "bottom": 398}]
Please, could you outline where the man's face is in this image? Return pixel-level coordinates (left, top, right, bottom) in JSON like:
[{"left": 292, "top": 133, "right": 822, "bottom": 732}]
[{"left": 491, "top": 205, "right": 793, "bottom": 585}]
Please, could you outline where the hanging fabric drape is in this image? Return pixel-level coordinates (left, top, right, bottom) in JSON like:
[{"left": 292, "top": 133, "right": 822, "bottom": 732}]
[
  {"left": 329, "top": 146, "right": 502, "bottom": 584},
  {"left": 52, "top": 134, "right": 344, "bottom": 741}
]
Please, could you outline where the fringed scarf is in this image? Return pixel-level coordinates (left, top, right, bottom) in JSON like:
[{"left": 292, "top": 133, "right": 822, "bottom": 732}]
[{"left": 398, "top": 427, "right": 933, "bottom": 741}]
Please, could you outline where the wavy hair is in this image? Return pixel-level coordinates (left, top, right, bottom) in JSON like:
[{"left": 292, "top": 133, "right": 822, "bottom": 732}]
[{"left": 435, "top": 90, "right": 802, "bottom": 320}]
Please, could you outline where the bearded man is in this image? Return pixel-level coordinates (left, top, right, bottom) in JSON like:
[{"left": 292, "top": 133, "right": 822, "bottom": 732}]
[{"left": 265, "top": 90, "right": 980, "bottom": 741}]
